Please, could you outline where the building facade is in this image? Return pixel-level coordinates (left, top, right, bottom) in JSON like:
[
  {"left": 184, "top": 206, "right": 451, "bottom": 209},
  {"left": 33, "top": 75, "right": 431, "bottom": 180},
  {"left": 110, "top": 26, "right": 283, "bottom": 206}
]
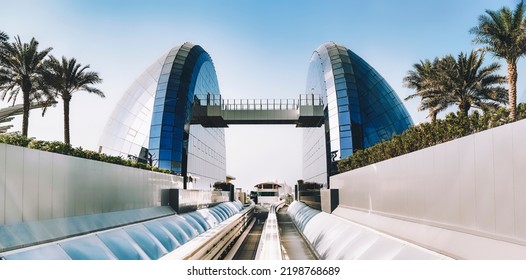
[
  {"left": 302, "top": 42, "right": 413, "bottom": 186},
  {"left": 99, "top": 43, "right": 226, "bottom": 189},
  {"left": 99, "top": 41, "right": 412, "bottom": 189}
]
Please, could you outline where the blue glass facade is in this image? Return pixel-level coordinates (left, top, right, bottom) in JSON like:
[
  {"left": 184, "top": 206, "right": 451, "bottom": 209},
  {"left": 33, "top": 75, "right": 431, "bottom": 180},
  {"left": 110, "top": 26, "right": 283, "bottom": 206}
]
[
  {"left": 99, "top": 41, "right": 410, "bottom": 190},
  {"left": 303, "top": 42, "right": 413, "bottom": 186},
  {"left": 148, "top": 43, "right": 222, "bottom": 176},
  {"left": 99, "top": 43, "right": 225, "bottom": 189}
]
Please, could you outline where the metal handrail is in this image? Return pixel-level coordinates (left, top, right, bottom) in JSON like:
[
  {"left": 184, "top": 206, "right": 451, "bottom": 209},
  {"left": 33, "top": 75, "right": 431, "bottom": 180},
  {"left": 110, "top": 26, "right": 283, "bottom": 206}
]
[{"left": 195, "top": 94, "right": 323, "bottom": 111}]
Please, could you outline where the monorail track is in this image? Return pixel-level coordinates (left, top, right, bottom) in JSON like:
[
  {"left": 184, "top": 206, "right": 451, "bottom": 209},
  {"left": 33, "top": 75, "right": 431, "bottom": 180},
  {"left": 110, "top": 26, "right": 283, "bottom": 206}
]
[
  {"left": 229, "top": 204, "right": 318, "bottom": 260},
  {"left": 231, "top": 221, "right": 264, "bottom": 260}
]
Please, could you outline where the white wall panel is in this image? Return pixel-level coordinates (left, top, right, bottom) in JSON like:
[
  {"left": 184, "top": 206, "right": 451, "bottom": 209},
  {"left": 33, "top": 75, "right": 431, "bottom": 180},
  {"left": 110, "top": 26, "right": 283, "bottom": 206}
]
[
  {"left": 0, "top": 145, "right": 181, "bottom": 226},
  {"left": 52, "top": 153, "right": 65, "bottom": 218},
  {"left": 433, "top": 141, "right": 460, "bottom": 225},
  {"left": 456, "top": 136, "right": 476, "bottom": 229},
  {"left": 101, "top": 163, "right": 113, "bottom": 213},
  {"left": 492, "top": 124, "right": 515, "bottom": 237},
  {"left": 332, "top": 119, "right": 526, "bottom": 244},
  {"left": 5, "top": 145, "right": 23, "bottom": 224},
  {"left": 473, "top": 129, "right": 496, "bottom": 234},
  {"left": 23, "top": 148, "right": 39, "bottom": 221},
  {"left": 362, "top": 164, "right": 376, "bottom": 211},
  {"left": 129, "top": 167, "right": 139, "bottom": 209},
  {"left": 111, "top": 164, "right": 121, "bottom": 210},
  {"left": 0, "top": 144, "right": 6, "bottom": 224},
  {"left": 38, "top": 152, "right": 53, "bottom": 220},
  {"left": 404, "top": 148, "right": 430, "bottom": 220},
  {"left": 512, "top": 119, "right": 526, "bottom": 239},
  {"left": 341, "top": 167, "right": 370, "bottom": 210},
  {"left": 140, "top": 170, "right": 147, "bottom": 207},
  {"left": 83, "top": 160, "right": 96, "bottom": 215},
  {"left": 72, "top": 156, "right": 87, "bottom": 216},
  {"left": 377, "top": 156, "right": 406, "bottom": 215},
  {"left": 63, "top": 155, "right": 75, "bottom": 217}
]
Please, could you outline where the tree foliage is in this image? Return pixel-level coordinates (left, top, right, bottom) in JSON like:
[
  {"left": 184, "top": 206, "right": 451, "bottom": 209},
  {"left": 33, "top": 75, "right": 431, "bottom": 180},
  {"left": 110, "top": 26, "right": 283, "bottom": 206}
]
[
  {"left": 0, "top": 36, "right": 53, "bottom": 136},
  {"left": 44, "top": 56, "right": 104, "bottom": 144},
  {"left": 471, "top": 1, "right": 526, "bottom": 120},
  {"left": 404, "top": 51, "right": 508, "bottom": 120}
]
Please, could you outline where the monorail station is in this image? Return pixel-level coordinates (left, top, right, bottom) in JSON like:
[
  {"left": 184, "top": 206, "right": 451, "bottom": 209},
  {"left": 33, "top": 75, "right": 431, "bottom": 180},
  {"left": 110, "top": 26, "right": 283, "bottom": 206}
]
[{"left": 1, "top": 42, "right": 526, "bottom": 260}]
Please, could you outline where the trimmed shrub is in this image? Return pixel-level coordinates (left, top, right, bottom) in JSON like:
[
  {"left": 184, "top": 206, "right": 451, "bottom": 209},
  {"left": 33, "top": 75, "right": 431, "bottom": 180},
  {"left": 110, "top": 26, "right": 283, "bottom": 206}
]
[
  {"left": 0, "top": 133, "right": 173, "bottom": 175},
  {"left": 0, "top": 133, "right": 31, "bottom": 147}
]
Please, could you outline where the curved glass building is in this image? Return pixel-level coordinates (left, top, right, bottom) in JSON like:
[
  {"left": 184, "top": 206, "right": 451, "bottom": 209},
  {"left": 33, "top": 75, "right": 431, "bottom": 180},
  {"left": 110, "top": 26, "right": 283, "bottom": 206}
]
[
  {"left": 99, "top": 42, "right": 226, "bottom": 189},
  {"left": 99, "top": 41, "right": 411, "bottom": 189},
  {"left": 302, "top": 42, "right": 413, "bottom": 185}
]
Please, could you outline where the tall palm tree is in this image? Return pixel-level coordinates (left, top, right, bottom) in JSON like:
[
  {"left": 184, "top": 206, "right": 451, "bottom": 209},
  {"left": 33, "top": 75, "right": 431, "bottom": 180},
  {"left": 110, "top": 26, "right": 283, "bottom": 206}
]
[
  {"left": 44, "top": 56, "right": 104, "bottom": 145},
  {"left": 471, "top": 1, "right": 526, "bottom": 120},
  {"left": 440, "top": 51, "right": 508, "bottom": 116},
  {"left": 0, "top": 36, "right": 52, "bottom": 136},
  {"left": 404, "top": 51, "right": 507, "bottom": 119},
  {"left": 403, "top": 58, "right": 448, "bottom": 122}
]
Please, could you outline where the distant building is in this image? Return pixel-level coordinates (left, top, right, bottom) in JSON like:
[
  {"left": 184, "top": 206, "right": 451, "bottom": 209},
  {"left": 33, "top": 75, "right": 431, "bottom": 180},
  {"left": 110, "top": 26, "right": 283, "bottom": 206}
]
[{"left": 253, "top": 182, "right": 282, "bottom": 208}]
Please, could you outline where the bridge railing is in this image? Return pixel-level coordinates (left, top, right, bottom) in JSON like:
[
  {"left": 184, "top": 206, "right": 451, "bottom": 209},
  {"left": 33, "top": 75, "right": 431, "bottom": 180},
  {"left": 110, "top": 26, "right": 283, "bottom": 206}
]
[
  {"left": 299, "top": 94, "right": 323, "bottom": 106},
  {"left": 194, "top": 94, "right": 323, "bottom": 111},
  {"left": 222, "top": 98, "right": 298, "bottom": 111}
]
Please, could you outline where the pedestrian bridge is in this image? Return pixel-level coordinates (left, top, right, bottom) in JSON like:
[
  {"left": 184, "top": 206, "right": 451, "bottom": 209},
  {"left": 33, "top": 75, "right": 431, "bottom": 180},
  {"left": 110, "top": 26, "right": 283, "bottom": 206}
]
[{"left": 191, "top": 94, "right": 324, "bottom": 127}]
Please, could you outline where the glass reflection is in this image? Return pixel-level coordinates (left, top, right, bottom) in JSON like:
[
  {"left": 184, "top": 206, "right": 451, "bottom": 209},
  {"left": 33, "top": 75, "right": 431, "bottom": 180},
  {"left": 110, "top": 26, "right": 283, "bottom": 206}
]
[{"left": 303, "top": 42, "right": 413, "bottom": 186}]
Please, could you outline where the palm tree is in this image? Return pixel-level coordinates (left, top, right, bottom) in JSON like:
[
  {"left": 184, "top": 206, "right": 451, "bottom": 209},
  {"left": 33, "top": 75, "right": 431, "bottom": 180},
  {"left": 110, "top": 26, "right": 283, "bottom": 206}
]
[
  {"left": 0, "top": 36, "right": 52, "bottom": 136},
  {"left": 0, "top": 31, "right": 8, "bottom": 42},
  {"left": 471, "top": 1, "right": 526, "bottom": 120},
  {"left": 404, "top": 51, "right": 507, "bottom": 119},
  {"left": 403, "top": 58, "right": 448, "bottom": 122},
  {"left": 440, "top": 51, "right": 508, "bottom": 116},
  {"left": 44, "top": 56, "right": 104, "bottom": 145},
  {"left": 0, "top": 31, "right": 8, "bottom": 62}
]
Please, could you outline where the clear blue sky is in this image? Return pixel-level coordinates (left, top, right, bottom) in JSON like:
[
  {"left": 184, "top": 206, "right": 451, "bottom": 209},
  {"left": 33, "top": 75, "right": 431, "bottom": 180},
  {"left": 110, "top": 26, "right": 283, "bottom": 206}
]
[{"left": 1, "top": 0, "right": 524, "bottom": 190}]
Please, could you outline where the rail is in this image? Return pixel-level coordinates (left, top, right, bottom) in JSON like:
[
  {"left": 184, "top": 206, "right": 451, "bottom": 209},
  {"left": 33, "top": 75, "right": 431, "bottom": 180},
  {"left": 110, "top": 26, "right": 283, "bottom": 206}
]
[
  {"left": 195, "top": 94, "right": 323, "bottom": 111},
  {"left": 254, "top": 200, "right": 286, "bottom": 260}
]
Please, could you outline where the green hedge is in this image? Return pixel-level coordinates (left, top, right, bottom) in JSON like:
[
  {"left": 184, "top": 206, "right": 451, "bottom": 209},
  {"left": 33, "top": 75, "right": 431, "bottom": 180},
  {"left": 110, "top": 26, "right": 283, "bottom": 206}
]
[
  {"left": 337, "top": 104, "right": 526, "bottom": 173},
  {"left": 0, "top": 134, "right": 173, "bottom": 174}
]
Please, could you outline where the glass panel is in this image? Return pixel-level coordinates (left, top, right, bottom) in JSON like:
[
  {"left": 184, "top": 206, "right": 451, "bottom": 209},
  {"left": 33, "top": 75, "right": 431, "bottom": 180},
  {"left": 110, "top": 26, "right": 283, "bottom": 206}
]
[
  {"left": 60, "top": 235, "right": 117, "bottom": 260},
  {"left": 98, "top": 229, "right": 149, "bottom": 260},
  {"left": 171, "top": 215, "right": 199, "bottom": 239},
  {"left": 181, "top": 214, "right": 206, "bottom": 234},
  {"left": 208, "top": 207, "right": 225, "bottom": 222},
  {"left": 3, "top": 244, "right": 71, "bottom": 260},
  {"left": 124, "top": 225, "right": 167, "bottom": 259},
  {"left": 185, "top": 212, "right": 210, "bottom": 231},
  {"left": 143, "top": 220, "right": 180, "bottom": 251},
  {"left": 158, "top": 218, "right": 191, "bottom": 245}
]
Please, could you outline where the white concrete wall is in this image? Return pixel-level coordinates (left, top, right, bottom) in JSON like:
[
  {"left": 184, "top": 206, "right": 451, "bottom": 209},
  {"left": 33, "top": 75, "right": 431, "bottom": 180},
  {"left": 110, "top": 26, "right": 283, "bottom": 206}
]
[
  {"left": 0, "top": 143, "right": 183, "bottom": 225},
  {"left": 330, "top": 119, "right": 526, "bottom": 258}
]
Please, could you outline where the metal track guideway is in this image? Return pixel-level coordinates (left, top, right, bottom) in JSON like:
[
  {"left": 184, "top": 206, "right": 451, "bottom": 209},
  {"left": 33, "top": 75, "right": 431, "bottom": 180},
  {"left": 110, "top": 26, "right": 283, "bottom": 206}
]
[{"left": 227, "top": 201, "right": 318, "bottom": 260}]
